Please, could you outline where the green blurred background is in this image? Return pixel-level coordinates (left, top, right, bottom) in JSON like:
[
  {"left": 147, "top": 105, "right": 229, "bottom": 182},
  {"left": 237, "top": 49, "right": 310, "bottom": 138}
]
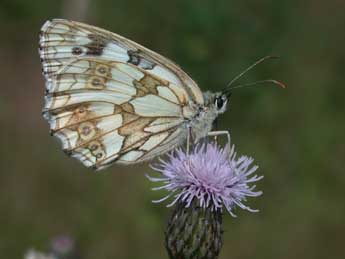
[{"left": 1, "top": 0, "right": 345, "bottom": 258}]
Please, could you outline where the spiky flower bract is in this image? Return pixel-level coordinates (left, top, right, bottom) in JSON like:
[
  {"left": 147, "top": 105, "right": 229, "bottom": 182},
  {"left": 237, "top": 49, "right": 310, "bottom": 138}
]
[{"left": 148, "top": 142, "right": 263, "bottom": 217}]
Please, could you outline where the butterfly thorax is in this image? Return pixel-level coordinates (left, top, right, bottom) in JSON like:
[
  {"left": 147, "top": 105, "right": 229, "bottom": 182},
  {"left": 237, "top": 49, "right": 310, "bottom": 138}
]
[{"left": 187, "top": 91, "right": 227, "bottom": 142}]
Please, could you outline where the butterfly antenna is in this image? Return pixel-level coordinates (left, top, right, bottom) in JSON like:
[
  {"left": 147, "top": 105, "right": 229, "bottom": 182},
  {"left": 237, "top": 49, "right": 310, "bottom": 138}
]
[
  {"left": 222, "top": 55, "right": 280, "bottom": 94},
  {"left": 228, "top": 79, "right": 286, "bottom": 90}
]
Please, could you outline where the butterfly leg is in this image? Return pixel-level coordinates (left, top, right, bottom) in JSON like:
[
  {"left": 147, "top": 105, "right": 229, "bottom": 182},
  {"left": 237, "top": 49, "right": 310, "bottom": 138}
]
[
  {"left": 186, "top": 126, "right": 192, "bottom": 156},
  {"left": 207, "top": 130, "right": 231, "bottom": 146},
  {"left": 213, "top": 118, "right": 219, "bottom": 142},
  {"left": 208, "top": 130, "right": 231, "bottom": 159},
  {"left": 213, "top": 134, "right": 218, "bottom": 143},
  {"left": 207, "top": 130, "right": 231, "bottom": 159}
]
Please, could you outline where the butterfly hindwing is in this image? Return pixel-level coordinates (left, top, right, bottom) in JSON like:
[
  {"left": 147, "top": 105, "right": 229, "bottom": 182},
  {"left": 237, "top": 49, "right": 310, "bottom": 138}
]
[
  {"left": 46, "top": 99, "right": 186, "bottom": 170},
  {"left": 41, "top": 60, "right": 186, "bottom": 169}
]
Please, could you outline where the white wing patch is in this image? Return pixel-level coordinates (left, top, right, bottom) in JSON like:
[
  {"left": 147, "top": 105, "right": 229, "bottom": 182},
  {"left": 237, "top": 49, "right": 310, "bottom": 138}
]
[
  {"left": 140, "top": 132, "right": 170, "bottom": 151},
  {"left": 118, "top": 150, "right": 145, "bottom": 162},
  {"left": 45, "top": 91, "right": 131, "bottom": 110},
  {"left": 144, "top": 118, "right": 184, "bottom": 133},
  {"left": 130, "top": 95, "right": 181, "bottom": 117},
  {"left": 157, "top": 86, "right": 179, "bottom": 104},
  {"left": 102, "top": 131, "right": 125, "bottom": 158}
]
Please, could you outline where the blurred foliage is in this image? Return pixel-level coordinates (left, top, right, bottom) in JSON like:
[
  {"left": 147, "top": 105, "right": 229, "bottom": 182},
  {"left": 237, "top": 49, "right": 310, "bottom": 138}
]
[{"left": 0, "top": 0, "right": 345, "bottom": 258}]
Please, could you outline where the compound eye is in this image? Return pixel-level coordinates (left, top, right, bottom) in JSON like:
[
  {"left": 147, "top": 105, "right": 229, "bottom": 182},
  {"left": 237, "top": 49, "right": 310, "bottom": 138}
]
[{"left": 215, "top": 96, "right": 224, "bottom": 110}]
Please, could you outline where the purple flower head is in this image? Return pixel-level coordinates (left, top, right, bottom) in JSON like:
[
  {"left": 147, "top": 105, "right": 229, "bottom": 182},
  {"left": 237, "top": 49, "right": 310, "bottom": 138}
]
[{"left": 147, "top": 142, "right": 263, "bottom": 217}]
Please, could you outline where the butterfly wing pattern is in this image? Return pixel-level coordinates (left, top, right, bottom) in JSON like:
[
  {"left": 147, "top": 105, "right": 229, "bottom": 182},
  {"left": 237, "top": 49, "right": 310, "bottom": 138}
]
[{"left": 39, "top": 19, "right": 204, "bottom": 170}]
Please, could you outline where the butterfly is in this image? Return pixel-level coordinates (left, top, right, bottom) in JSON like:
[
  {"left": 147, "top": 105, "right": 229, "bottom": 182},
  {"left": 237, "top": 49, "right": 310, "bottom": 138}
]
[{"left": 39, "top": 19, "right": 284, "bottom": 170}]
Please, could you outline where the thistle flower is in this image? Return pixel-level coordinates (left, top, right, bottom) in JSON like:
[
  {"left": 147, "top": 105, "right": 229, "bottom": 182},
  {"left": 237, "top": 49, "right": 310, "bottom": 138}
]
[
  {"left": 148, "top": 142, "right": 263, "bottom": 217},
  {"left": 148, "top": 141, "right": 263, "bottom": 259}
]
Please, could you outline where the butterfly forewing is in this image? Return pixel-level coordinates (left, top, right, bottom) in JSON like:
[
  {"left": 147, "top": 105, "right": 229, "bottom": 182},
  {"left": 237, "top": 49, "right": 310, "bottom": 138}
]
[
  {"left": 39, "top": 19, "right": 204, "bottom": 102},
  {"left": 39, "top": 19, "right": 203, "bottom": 170}
]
